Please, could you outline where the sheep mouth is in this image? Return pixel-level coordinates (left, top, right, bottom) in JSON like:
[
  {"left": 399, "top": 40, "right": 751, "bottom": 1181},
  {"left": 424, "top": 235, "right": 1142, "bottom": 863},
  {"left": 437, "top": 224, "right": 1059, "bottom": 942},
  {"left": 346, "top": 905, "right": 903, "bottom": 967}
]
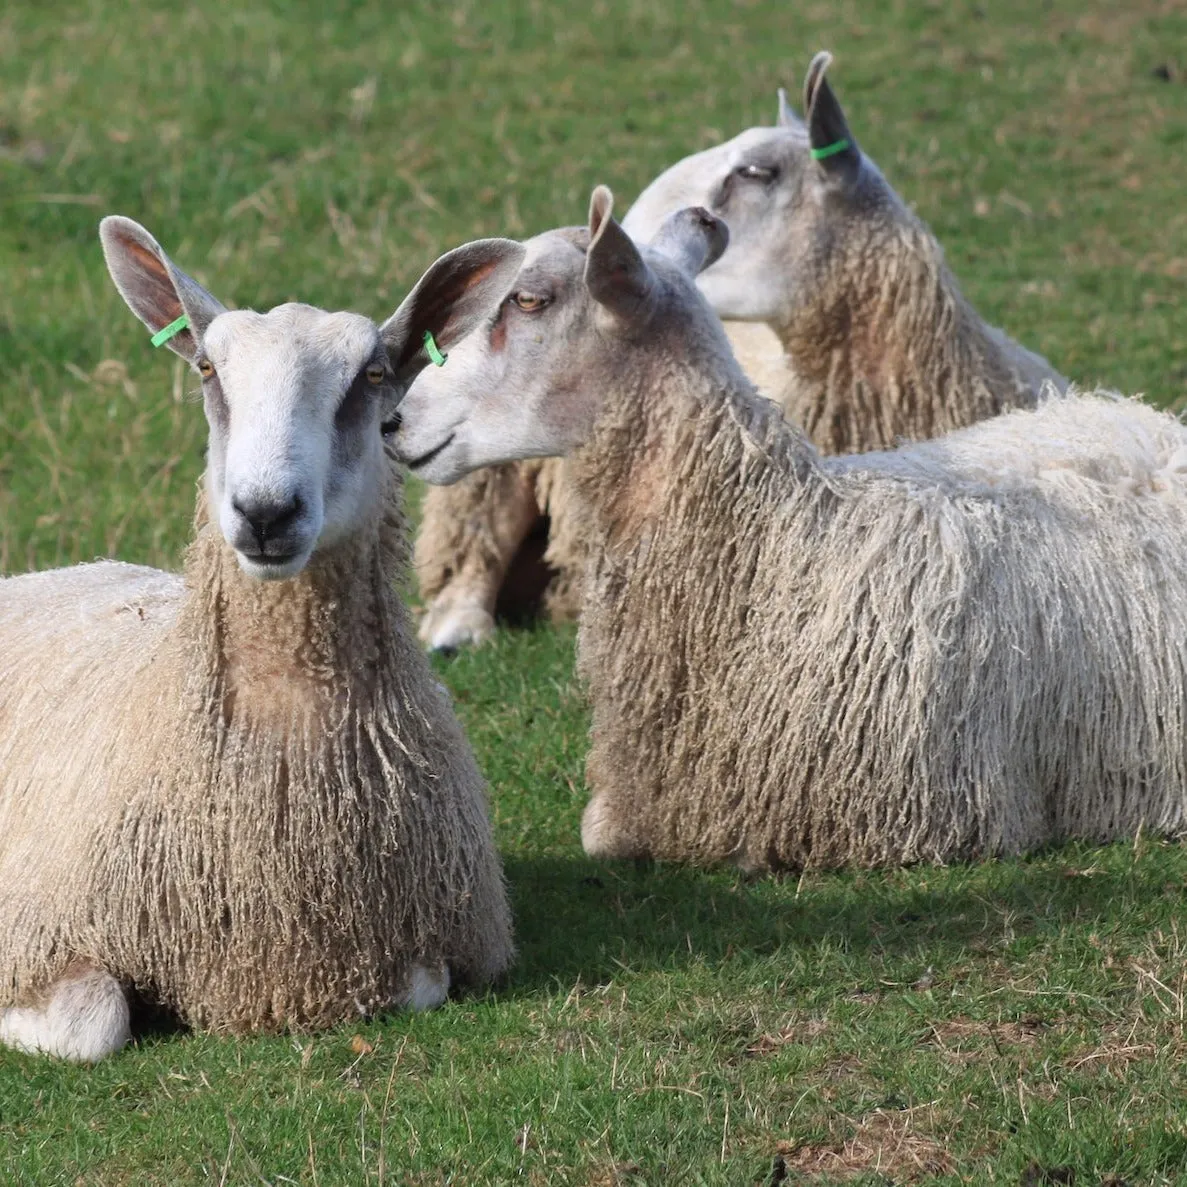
[
  {"left": 251, "top": 551, "right": 301, "bottom": 568},
  {"left": 406, "top": 434, "right": 455, "bottom": 471},
  {"left": 235, "top": 547, "right": 312, "bottom": 582}
]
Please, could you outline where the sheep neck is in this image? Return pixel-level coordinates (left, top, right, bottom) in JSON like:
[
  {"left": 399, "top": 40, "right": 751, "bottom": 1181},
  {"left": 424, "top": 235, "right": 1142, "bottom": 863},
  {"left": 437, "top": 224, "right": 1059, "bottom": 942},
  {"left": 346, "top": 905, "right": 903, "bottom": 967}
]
[
  {"left": 569, "top": 340, "right": 817, "bottom": 563},
  {"left": 772, "top": 225, "right": 1035, "bottom": 453},
  {"left": 178, "top": 472, "right": 407, "bottom": 729}
]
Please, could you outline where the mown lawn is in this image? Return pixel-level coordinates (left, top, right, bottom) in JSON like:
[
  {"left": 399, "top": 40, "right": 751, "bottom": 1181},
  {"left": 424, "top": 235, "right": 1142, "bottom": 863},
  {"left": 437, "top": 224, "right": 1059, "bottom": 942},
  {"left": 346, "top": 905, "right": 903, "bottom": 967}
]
[{"left": 2, "top": 1, "right": 1187, "bottom": 1183}]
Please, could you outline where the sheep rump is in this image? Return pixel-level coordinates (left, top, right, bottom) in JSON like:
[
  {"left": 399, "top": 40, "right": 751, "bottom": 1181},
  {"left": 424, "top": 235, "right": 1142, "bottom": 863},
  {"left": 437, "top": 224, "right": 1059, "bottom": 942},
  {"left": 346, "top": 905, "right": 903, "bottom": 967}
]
[
  {"left": 575, "top": 385, "right": 1187, "bottom": 870},
  {"left": 0, "top": 479, "right": 512, "bottom": 1030}
]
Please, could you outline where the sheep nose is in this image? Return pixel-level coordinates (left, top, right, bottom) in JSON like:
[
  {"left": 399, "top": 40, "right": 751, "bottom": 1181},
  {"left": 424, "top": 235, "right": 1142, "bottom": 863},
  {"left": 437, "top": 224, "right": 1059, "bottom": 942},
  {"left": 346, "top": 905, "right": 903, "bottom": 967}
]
[{"left": 233, "top": 492, "right": 303, "bottom": 545}]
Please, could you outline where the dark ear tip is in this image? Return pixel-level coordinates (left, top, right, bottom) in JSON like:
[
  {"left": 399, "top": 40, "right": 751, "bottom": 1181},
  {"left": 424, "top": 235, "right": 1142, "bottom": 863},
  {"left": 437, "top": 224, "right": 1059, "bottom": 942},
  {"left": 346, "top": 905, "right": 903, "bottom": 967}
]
[
  {"left": 589, "top": 184, "right": 614, "bottom": 217},
  {"left": 808, "top": 50, "right": 834, "bottom": 80},
  {"left": 804, "top": 50, "right": 835, "bottom": 107},
  {"left": 588, "top": 185, "right": 617, "bottom": 241},
  {"left": 697, "top": 210, "right": 730, "bottom": 268},
  {"left": 688, "top": 206, "right": 727, "bottom": 241}
]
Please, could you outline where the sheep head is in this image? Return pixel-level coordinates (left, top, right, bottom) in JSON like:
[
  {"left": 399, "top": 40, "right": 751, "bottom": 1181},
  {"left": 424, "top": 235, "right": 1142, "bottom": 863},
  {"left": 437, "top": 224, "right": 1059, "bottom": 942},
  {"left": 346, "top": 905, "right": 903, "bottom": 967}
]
[
  {"left": 99, "top": 217, "right": 521, "bottom": 579},
  {"left": 392, "top": 187, "right": 727, "bottom": 484},
  {"left": 621, "top": 51, "right": 895, "bottom": 329}
]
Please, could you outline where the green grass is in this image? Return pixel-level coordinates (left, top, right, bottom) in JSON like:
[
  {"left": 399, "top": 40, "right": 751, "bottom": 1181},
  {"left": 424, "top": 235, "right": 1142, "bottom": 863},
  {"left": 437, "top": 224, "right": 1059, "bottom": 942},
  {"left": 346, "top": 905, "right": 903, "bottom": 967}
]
[{"left": 3, "top": 1, "right": 1187, "bottom": 1182}]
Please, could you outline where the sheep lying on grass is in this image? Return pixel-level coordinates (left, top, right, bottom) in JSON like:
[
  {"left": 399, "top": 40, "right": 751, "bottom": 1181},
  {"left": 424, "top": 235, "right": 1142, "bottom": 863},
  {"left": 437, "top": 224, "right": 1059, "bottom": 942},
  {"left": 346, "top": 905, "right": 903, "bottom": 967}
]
[
  {"left": 394, "top": 186, "right": 1187, "bottom": 873},
  {"left": 0, "top": 217, "right": 522, "bottom": 1061},
  {"left": 412, "top": 51, "right": 1062, "bottom": 652}
]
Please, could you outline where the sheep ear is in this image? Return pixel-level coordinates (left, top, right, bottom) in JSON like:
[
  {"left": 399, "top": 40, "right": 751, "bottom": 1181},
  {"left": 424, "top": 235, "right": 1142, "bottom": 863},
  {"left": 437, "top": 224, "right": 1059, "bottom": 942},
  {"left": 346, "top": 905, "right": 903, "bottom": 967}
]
[
  {"left": 803, "top": 51, "right": 860, "bottom": 177},
  {"left": 99, "top": 216, "right": 225, "bottom": 362},
  {"left": 584, "top": 185, "right": 656, "bottom": 321},
  {"left": 776, "top": 87, "right": 801, "bottom": 128},
  {"left": 649, "top": 206, "right": 729, "bottom": 277},
  {"left": 380, "top": 238, "right": 525, "bottom": 386}
]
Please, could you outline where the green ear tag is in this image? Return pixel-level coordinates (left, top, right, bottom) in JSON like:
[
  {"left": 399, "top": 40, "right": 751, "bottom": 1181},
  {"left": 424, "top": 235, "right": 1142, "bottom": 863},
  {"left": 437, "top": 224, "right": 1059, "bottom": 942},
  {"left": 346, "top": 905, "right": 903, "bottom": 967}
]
[
  {"left": 423, "top": 330, "right": 448, "bottom": 367},
  {"left": 810, "top": 138, "right": 852, "bottom": 161},
  {"left": 150, "top": 314, "right": 190, "bottom": 347}
]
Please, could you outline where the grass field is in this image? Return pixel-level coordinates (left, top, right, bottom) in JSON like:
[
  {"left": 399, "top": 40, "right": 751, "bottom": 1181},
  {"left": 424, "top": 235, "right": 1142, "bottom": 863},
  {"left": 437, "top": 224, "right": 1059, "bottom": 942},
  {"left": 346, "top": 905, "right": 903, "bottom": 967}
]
[{"left": 3, "top": 1, "right": 1187, "bottom": 1182}]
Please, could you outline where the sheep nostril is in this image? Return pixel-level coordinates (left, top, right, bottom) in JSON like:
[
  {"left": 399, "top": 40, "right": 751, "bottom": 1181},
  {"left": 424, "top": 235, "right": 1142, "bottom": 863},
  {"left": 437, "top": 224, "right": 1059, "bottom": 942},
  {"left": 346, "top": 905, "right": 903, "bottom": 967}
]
[{"left": 233, "top": 493, "right": 303, "bottom": 545}]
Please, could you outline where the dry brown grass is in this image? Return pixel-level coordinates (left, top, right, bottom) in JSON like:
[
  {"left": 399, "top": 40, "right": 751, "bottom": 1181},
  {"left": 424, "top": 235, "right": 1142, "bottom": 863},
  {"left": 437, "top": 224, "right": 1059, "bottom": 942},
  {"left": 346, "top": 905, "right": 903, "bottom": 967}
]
[{"left": 777, "top": 1103, "right": 959, "bottom": 1182}]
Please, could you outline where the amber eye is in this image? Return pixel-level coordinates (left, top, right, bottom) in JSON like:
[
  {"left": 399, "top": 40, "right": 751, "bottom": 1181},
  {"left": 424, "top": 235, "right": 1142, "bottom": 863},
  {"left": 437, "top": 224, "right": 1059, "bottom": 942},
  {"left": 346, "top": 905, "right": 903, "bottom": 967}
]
[
  {"left": 198, "top": 359, "right": 215, "bottom": 379},
  {"left": 512, "top": 292, "right": 548, "bottom": 313},
  {"left": 366, "top": 363, "right": 385, "bottom": 385}
]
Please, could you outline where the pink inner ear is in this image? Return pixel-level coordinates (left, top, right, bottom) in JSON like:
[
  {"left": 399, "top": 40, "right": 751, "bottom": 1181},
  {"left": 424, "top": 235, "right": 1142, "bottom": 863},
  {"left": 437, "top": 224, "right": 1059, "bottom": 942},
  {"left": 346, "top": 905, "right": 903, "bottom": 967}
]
[
  {"left": 457, "top": 257, "right": 503, "bottom": 294},
  {"left": 120, "top": 236, "right": 184, "bottom": 330}
]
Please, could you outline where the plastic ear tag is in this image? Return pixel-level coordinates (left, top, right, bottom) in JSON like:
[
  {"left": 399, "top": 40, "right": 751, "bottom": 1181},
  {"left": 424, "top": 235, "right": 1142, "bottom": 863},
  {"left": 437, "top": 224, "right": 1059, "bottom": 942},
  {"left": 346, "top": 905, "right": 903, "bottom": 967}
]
[
  {"left": 150, "top": 314, "right": 190, "bottom": 347},
  {"left": 423, "top": 330, "right": 448, "bottom": 367},
  {"left": 810, "top": 138, "right": 852, "bottom": 161}
]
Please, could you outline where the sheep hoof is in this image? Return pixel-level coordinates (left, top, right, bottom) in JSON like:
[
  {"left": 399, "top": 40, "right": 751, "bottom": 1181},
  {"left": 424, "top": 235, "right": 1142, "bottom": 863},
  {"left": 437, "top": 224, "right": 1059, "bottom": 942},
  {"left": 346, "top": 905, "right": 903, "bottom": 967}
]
[
  {"left": 418, "top": 599, "right": 496, "bottom": 652},
  {"left": 581, "top": 796, "right": 644, "bottom": 860},
  {"left": 0, "top": 965, "right": 131, "bottom": 1062},
  {"left": 402, "top": 963, "right": 450, "bottom": 1011}
]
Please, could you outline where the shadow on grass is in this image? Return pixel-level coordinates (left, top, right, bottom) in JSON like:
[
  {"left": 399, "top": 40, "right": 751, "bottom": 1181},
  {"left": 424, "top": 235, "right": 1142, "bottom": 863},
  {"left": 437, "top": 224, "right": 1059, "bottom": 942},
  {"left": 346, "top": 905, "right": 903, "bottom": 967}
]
[
  {"left": 123, "top": 840, "right": 1178, "bottom": 1047},
  {"left": 500, "top": 840, "right": 1181, "bottom": 994}
]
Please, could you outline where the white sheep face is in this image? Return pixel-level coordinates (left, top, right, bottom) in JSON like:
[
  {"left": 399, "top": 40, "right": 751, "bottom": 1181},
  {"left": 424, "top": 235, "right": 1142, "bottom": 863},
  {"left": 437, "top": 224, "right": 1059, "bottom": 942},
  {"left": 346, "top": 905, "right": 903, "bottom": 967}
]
[
  {"left": 395, "top": 232, "right": 599, "bottom": 484},
  {"left": 198, "top": 306, "right": 390, "bottom": 580},
  {"left": 622, "top": 53, "right": 890, "bottom": 331},
  {"left": 101, "top": 215, "right": 527, "bottom": 576},
  {"left": 395, "top": 190, "right": 729, "bottom": 485},
  {"left": 623, "top": 124, "right": 813, "bottom": 323}
]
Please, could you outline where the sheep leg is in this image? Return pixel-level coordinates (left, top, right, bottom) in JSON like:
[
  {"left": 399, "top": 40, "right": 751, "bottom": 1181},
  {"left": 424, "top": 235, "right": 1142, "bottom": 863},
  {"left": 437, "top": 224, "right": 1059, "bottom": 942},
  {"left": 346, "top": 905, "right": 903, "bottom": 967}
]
[
  {"left": 414, "top": 462, "right": 544, "bottom": 651},
  {"left": 400, "top": 962, "right": 451, "bottom": 1011},
  {"left": 0, "top": 962, "right": 131, "bottom": 1062},
  {"left": 581, "top": 793, "right": 648, "bottom": 860}
]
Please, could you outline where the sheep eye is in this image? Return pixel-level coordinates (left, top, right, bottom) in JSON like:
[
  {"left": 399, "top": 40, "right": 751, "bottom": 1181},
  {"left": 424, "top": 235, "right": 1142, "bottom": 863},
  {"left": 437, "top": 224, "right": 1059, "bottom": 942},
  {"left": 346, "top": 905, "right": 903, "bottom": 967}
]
[
  {"left": 512, "top": 292, "right": 548, "bottom": 313},
  {"left": 198, "top": 359, "right": 215, "bottom": 379},
  {"left": 366, "top": 363, "right": 386, "bottom": 385},
  {"left": 736, "top": 163, "right": 778, "bottom": 183}
]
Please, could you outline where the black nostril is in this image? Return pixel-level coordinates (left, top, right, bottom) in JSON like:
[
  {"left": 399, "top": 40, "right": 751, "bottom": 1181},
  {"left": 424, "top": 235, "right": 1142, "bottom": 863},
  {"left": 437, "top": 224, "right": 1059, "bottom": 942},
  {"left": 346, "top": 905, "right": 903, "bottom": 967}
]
[
  {"left": 233, "top": 493, "right": 303, "bottom": 545},
  {"left": 381, "top": 411, "right": 402, "bottom": 435}
]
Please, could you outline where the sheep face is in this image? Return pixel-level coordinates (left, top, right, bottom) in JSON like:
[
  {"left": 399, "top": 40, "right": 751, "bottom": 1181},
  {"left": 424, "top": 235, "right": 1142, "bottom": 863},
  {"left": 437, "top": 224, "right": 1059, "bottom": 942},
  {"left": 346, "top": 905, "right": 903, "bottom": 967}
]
[
  {"left": 394, "top": 231, "right": 602, "bottom": 483},
  {"left": 622, "top": 52, "right": 899, "bottom": 331},
  {"left": 99, "top": 216, "right": 400, "bottom": 581},
  {"left": 394, "top": 189, "right": 728, "bottom": 484},
  {"left": 198, "top": 308, "right": 393, "bottom": 580},
  {"left": 100, "top": 217, "right": 523, "bottom": 580},
  {"left": 623, "top": 124, "right": 812, "bottom": 323}
]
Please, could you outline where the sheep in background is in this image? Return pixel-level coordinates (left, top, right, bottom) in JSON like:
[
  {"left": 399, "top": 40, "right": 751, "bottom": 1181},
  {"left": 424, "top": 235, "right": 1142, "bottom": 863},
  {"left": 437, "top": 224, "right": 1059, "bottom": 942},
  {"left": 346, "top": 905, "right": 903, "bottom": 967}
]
[
  {"left": 412, "top": 51, "right": 1063, "bottom": 652},
  {"left": 623, "top": 51, "right": 1064, "bottom": 452},
  {"left": 0, "top": 217, "right": 522, "bottom": 1061},
  {"left": 393, "top": 185, "right": 1187, "bottom": 872}
]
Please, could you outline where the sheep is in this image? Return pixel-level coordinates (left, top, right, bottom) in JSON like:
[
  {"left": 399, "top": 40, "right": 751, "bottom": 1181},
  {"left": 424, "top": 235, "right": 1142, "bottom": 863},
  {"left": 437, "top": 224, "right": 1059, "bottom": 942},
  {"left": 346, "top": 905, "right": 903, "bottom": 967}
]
[
  {"left": 0, "top": 217, "right": 524, "bottom": 1061},
  {"left": 412, "top": 51, "right": 1063, "bottom": 651},
  {"left": 392, "top": 184, "right": 1187, "bottom": 873},
  {"left": 413, "top": 321, "right": 780, "bottom": 651},
  {"left": 622, "top": 51, "right": 1065, "bottom": 452}
]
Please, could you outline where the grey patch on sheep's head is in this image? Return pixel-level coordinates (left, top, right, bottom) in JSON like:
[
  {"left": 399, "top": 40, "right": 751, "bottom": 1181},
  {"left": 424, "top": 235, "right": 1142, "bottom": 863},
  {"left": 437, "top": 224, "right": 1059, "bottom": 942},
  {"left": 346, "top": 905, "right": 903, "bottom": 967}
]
[
  {"left": 393, "top": 186, "right": 727, "bottom": 484},
  {"left": 99, "top": 217, "right": 523, "bottom": 580},
  {"left": 621, "top": 51, "right": 897, "bottom": 327}
]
